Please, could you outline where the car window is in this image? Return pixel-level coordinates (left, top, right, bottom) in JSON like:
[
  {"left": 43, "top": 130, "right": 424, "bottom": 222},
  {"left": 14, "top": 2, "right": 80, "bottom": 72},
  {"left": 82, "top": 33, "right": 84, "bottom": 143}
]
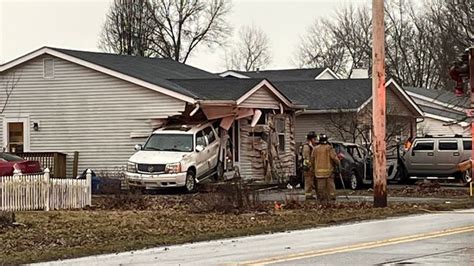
[
  {"left": 350, "top": 147, "right": 363, "bottom": 161},
  {"left": 203, "top": 127, "right": 216, "bottom": 144},
  {"left": 196, "top": 131, "right": 207, "bottom": 147},
  {"left": 438, "top": 141, "right": 458, "bottom": 151},
  {"left": 413, "top": 141, "right": 434, "bottom": 151},
  {"left": 463, "top": 141, "right": 471, "bottom": 151}
]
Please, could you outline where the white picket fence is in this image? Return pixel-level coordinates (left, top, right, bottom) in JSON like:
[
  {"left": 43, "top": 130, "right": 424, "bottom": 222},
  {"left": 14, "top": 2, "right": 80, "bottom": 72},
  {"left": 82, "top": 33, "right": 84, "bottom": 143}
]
[{"left": 0, "top": 168, "right": 92, "bottom": 211}]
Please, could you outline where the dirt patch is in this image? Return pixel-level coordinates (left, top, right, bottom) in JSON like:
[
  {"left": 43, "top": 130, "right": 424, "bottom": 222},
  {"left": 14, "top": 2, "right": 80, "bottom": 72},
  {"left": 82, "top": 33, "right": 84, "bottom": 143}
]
[
  {"left": 343, "top": 183, "right": 470, "bottom": 198},
  {"left": 1, "top": 194, "right": 472, "bottom": 264}
]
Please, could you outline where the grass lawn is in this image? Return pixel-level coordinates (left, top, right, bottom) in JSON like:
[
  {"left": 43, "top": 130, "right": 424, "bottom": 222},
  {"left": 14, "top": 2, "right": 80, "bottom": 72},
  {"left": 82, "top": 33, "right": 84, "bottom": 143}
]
[{"left": 1, "top": 193, "right": 473, "bottom": 264}]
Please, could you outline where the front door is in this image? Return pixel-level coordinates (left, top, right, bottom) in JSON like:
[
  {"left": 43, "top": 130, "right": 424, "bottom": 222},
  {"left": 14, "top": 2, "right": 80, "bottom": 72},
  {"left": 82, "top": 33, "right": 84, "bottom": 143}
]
[
  {"left": 8, "top": 122, "right": 24, "bottom": 153},
  {"left": 3, "top": 117, "right": 29, "bottom": 153},
  {"left": 406, "top": 140, "right": 435, "bottom": 175}
]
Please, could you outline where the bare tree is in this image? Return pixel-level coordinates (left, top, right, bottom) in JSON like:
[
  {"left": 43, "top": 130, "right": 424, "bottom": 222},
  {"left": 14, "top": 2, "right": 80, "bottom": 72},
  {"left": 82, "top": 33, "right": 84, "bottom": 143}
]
[
  {"left": 99, "top": 0, "right": 156, "bottom": 56},
  {"left": 146, "top": 0, "right": 231, "bottom": 63},
  {"left": 225, "top": 25, "right": 272, "bottom": 71},
  {"left": 296, "top": 4, "right": 371, "bottom": 77},
  {"left": 296, "top": 0, "right": 471, "bottom": 90},
  {"left": 99, "top": 0, "right": 232, "bottom": 63},
  {"left": 326, "top": 104, "right": 410, "bottom": 153},
  {"left": 0, "top": 73, "right": 20, "bottom": 114}
]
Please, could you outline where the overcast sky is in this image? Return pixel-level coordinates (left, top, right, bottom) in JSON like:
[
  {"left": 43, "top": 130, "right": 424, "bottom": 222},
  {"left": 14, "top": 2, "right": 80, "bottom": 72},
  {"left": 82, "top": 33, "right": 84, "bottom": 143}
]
[{"left": 0, "top": 0, "right": 365, "bottom": 73}]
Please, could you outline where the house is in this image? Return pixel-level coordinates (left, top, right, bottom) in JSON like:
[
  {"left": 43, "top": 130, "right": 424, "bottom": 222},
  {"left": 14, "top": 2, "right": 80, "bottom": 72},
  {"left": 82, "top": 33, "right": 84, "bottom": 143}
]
[
  {"left": 219, "top": 67, "right": 339, "bottom": 80},
  {"left": 0, "top": 47, "right": 301, "bottom": 181},
  {"left": 404, "top": 86, "right": 469, "bottom": 136},
  {"left": 220, "top": 68, "right": 423, "bottom": 149},
  {"left": 276, "top": 79, "right": 423, "bottom": 150}
]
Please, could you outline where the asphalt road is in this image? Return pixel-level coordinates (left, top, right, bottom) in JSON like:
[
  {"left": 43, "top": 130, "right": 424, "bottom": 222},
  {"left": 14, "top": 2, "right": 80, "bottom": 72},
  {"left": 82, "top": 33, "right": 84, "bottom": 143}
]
[{"left": 37, "top": 209, "right": 474, "bottom": 266}]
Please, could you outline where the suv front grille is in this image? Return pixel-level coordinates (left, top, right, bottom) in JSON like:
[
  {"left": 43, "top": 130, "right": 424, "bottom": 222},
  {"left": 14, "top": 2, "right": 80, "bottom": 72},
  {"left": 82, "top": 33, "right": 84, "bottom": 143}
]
[{"left": 137, "top": 164, "right": 166, "bottom": 173}]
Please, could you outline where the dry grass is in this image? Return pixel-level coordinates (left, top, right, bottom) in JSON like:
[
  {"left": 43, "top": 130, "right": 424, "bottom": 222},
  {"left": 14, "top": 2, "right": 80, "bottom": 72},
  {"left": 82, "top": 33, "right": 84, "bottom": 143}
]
[{"left": 0, "top": 194, "right": 472, "bottom": 264}]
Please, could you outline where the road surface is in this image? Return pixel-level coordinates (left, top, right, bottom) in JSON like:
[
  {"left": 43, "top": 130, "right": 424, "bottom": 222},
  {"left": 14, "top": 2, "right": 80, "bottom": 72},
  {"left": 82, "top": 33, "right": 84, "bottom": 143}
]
[{"left": 37, "top": 209, "right": 474, "bottom": 265}]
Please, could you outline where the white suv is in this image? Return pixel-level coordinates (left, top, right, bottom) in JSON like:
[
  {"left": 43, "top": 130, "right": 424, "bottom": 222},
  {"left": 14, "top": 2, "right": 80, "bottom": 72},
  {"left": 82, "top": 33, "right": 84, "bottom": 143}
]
[{"left": 126, "top": 122, "right": 221, "bottom": 192}]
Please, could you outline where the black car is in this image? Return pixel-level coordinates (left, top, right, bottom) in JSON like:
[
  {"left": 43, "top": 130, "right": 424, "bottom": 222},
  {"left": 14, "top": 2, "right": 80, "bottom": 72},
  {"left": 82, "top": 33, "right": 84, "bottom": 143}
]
[{"left": 331, "top": 141, "right": 373, "bottom": 190}]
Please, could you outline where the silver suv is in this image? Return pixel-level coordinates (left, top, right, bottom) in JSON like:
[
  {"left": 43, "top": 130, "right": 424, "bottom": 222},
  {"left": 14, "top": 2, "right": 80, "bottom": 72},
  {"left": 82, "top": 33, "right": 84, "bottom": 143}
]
[{"left": 398, "top": 136, "right": 472, "bottom": 183}]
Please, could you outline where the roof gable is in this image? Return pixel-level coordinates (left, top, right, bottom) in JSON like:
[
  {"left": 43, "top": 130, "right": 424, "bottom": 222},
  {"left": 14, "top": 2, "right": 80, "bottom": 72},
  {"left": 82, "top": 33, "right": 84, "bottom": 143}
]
[{"left": 220, "top": 67, "right": 338, "bottom": 81}]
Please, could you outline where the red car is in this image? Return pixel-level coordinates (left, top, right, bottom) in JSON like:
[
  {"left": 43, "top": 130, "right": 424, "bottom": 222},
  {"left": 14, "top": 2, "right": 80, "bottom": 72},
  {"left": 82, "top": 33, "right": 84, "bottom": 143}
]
[{"left": 0, "top": 153, "right": 42, "bottom": 176}]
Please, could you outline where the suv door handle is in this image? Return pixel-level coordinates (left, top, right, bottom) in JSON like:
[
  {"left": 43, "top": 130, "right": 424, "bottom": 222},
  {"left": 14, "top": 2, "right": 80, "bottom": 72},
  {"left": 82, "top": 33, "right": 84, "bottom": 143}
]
[
  {"left": 427, "top": 152, "right": 434, "bottom": 156},
  {"left": 453, "top": 152, "right": 460, "bottom": 156}
]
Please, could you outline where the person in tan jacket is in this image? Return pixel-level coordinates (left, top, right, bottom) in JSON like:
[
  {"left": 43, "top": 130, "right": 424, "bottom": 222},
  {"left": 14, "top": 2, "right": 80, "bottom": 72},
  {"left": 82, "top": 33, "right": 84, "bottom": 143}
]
[
  {"left": 302, "top": 131, "right": 317, "bottom": 200},
  {"left": 310, "top": 134, "right": 341, "bottom": 202}
]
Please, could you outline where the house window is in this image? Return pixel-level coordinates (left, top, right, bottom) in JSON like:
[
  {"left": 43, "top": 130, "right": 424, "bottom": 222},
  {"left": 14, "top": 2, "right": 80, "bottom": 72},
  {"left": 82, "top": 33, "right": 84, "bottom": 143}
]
[
  {"left": 43, "top": 58, "right": 54, "bottom": 79},
  {"left": 275, "top": 118, "right": 285, "bottom": 152},
  {"left": 256, "top": 112, "right": 267, "bottom": 125}
]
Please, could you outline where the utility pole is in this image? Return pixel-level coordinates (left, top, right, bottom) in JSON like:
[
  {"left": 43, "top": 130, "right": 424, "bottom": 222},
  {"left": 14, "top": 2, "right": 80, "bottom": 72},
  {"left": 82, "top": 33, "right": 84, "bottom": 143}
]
[
  {"left": 470, "top": 48, "right": 473, "bottom": 180},
  {"left": 372, "top": 0, "right": 387, "bottom": 207}
]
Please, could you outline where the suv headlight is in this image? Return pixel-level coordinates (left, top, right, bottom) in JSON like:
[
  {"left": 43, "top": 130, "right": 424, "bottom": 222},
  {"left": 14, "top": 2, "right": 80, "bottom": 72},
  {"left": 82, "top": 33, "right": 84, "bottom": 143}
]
[
  {"left": 127, "top": 162, "right": 137, "bottom": 173},
  {"left": 165, "top": 163, "right": 181, "bottom": 174}
]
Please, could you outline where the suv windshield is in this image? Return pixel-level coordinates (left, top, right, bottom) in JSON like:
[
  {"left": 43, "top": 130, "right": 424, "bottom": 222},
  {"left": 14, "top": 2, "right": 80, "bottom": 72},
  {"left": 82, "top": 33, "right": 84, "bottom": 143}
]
[{"left": 143, "top": 134, "right": 193, "bottom": 152}]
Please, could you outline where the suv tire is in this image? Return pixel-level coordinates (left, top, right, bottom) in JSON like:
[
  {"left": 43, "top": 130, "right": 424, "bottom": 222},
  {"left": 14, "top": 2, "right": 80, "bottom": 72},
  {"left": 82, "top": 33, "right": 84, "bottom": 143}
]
[
  {"left": 185, "top": 171, "right": 197, "bottom": 193},
  {"left": 349, "top": 171, "right": 361, "bottom": 190},
  {"left": 457, "top": 170, "right": 472, "bottom": 185},
  {"left": 214, "top": 161, "right": 224, "bottom": 182}
]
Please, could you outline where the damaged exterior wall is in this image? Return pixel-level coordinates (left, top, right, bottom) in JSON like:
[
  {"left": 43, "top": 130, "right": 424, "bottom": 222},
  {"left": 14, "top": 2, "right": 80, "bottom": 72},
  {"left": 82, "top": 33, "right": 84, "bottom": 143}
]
[{"left": 239, "top": 112, "right": 296, "bottom": 182}]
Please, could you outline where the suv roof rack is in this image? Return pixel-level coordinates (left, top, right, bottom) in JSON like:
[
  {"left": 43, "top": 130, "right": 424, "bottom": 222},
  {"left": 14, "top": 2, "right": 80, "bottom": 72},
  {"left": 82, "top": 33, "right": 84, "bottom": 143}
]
[
  {"left": 418, "top": 134, "right": 469, "bottom": 138},
  {"left": 162, "top": 125, "right": 193, "bottom": 132}
]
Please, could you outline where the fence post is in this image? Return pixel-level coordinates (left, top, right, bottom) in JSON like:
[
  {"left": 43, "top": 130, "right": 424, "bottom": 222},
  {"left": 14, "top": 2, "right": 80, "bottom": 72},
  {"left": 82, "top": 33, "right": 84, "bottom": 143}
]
[
  {"left": 86, "top": 169, "right": 92, "bottom": 206},
  {"left": 13, "top": 169, "right": 21, "bottom": 211},
  {"left": 44, "top": 168, "right": 50, "bottom": 211}
]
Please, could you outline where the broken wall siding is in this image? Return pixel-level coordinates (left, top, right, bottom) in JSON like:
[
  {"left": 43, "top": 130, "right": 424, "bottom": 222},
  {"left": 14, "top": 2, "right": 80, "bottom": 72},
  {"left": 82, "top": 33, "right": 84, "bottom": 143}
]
[
  {"left": 0, "top": 55, "right": 186, "bottom": 177},
  {"left": 239, "top": 113, "right": 296, "bottom": 182}
]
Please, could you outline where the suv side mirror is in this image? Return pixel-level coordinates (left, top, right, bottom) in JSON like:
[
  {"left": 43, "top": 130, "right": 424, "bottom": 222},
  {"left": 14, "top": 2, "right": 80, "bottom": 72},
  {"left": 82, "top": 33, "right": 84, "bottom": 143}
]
[
  {"left": 134, "top": 144, "right": 143, "bottom": 151},
  {"left": 196, "top": 145, "right": 204, "bottom": 152}
]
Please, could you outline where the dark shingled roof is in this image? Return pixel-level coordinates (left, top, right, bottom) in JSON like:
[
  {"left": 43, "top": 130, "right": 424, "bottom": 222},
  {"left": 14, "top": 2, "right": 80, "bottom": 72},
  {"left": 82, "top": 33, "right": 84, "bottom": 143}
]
[
  {"left": 419, "top": 105, "right": 466, "bottom": 121},
  {"left": 232, "top": 68, "right": 327, "bottom": 81},
  {"left": 51, "top": 47, "right": 218, "bottom": 98},
  {"left": 274, "top": 79, "right": 372, "bottom": 110},
  {"left": 404, "top": 86, "right": 469, "bottom": 108},
  {"left": 170, "top": 78, "right": 265, "bottom": 100}
]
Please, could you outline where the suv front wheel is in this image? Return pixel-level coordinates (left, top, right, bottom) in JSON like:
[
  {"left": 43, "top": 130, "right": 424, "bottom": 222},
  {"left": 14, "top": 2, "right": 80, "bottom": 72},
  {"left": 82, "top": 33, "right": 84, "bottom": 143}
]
[{"left": 184, "top": 171, "right": 197, "bottom": 193}]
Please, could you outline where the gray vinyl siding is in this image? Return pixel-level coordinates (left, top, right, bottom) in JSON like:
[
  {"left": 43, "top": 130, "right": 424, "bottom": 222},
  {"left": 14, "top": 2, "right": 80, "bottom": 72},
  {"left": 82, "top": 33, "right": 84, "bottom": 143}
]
[
  {"left": 239, "top": 86, "right": 281, "bottom": 109},
  {"left": 387, "top": 88, "right": 412, "bottom": 116},
  {"left": 295, "top": 114, "right": 332, "bottom": 143},
  {"left": 417, "top": 117, "right": 469, "bottom": 136},
  {"left": 0, "top": 55, "right": 186, "bottom": 177}
]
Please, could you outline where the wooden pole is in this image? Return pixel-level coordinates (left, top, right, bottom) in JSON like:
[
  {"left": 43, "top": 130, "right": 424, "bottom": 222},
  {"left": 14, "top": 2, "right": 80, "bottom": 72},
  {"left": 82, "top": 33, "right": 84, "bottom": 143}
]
[
  {"left": 372, "top": 0, "right": 387, "bottom": 207},
  {"left": 470, "top": 47, "right": 473, "bottom": 188}
]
